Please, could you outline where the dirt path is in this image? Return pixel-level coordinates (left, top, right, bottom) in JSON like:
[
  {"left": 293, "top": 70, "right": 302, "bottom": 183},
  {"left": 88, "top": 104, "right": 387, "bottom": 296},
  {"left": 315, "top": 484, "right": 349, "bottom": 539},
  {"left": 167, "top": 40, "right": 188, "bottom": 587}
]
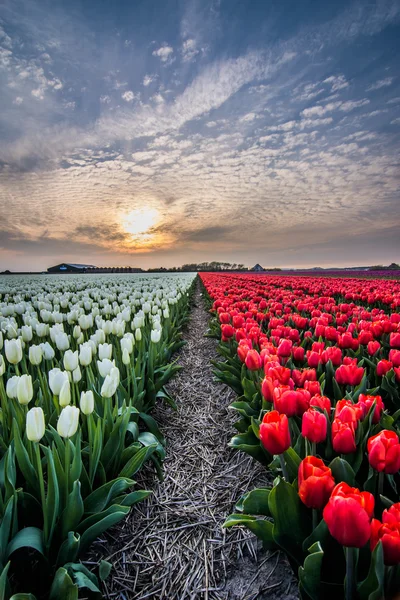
[{"left": 90, "top": 280, "right": 297, "bottom": 600}]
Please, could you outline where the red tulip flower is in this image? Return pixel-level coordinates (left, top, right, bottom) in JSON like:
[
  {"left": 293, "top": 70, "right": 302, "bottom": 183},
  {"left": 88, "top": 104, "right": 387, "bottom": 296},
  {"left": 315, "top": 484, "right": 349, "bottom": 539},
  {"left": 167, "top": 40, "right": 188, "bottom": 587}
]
[
  {"left": 390, "top": 333, "right": 400, "bottom": 348},
  {"left": 277, "top": 339, "right": 293, "bottom": 358},
  {"left": 298, "top": 456, "right": 335, "bottom": 509},
  {"left": 332, "top": 419, "right": 357, "bottom": 454},
  {"left": 358, "top": 394, "right": 384, "bottom": 424},
  {"left": 302, "top": 409, "right": 327, "bottom": 444},
  {"left": 376, "top": 360, "right": 393, "bottom": 377},
  {"left": 310, "top": 395, "right": 331, "bottom": 413},
  {"left": 245, "top": 349, "right": 262, "bottom": 371},
  {"left": 370, "top": 519, "right": 400, "bottom": 565},
  {"left": 261, "top": 376, "right": 274, "bottom": 402},
  {"left": 389, "top": 349, "right": 400, "bottom": 367},
  {"left": 367, "top": 430, "right": 400, "bottom": 474},
  {"left": 335, "top": 363, "right": 364, "bottom": 386},
  {"left": 321, "top": 346, "right": 342, "bottom": 366},
  {"left": 323, "top": 482, "right": 374, "bottom": 547},
  {"left": 382, "top": 503, "right": 400, "bottom": 525},
  {"left": 292, "top": 346, "right": 305, "bottom": 362},
  {"left": 367, "top": 341, "right": 380, "bottom": 356},
  {"left": 259, "top": 410, "right": 291, "bottom": 455}
]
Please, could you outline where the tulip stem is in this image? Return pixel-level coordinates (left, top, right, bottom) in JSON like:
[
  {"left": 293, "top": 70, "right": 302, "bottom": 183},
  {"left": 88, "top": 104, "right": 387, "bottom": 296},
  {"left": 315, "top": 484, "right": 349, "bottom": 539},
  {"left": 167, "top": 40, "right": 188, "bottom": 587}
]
[
  {"left": 378, "top": 472, "right": 384, "bottom": 498},
  {"left": 278, "top": 453, "right": 290, "bottom": 481},
  {"left": 312, "top": 509, "right": 318, "bottom": 530},
  {"left": 65, "top": 439, "right": 71, "bottom": 506},
  {"left": 311, "top": 442, "right": 316, "bottom": 456},
  {"left": 34, "top": 443, "right": 49, "bottom": 546},
  {"left": 345, "top": 547, "right": 357, "bottom": 600}
]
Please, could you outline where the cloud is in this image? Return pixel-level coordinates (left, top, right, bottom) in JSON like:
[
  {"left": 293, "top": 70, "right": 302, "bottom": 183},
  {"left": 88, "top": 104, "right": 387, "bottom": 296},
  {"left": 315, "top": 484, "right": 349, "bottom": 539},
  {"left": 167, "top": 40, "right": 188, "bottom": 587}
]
[
  {"left": 181, "top": 38, "right": 199, "bottom": 62},
  {"left": 143, "top": 74, "right": 156, "bottom": 86},
  {"left": 121, "top": 90, "right": 137, "bottom": 102},
  {"left": 323, "top": 74, "right": 349, "bottom": 92},
  {"left": 367, "top": 77, "right": 395, "bottom": 91},
  {"left": 152, "top": 44, "right": 174, "bottom": 63}
]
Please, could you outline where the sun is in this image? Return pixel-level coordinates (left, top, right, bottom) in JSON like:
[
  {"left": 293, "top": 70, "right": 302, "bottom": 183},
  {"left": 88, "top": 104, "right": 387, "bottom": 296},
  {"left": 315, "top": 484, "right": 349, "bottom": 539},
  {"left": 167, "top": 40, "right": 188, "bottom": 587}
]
[{"left": 122, "top": 208, "right": 159, "bottom": 236}]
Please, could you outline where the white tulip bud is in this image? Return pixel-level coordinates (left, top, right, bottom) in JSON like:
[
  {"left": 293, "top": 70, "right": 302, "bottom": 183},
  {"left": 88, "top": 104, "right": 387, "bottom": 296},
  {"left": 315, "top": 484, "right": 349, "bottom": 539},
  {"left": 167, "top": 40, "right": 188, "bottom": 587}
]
[
  {"left": 48, "top": 368, "right": 69, "bottom": 395},
  {"left": 120, "top": 337, "right": 133, "bottom": 354},
  {"left": 36, "top": 323, "right": 49, "bottom": 338},
  {"left": 97, "top": 358, "right": 115, "bottom": 378},
  {"left": 0, "top": 331, "right": 3, "bottom": 350},
  {"left": 63, "top": 349, "right": 79, "bottom": 372},
  {"left": 17, "top": 374, "right": 33, "bottom": 405},
  {"left": 110, "top": 366, "right": 120, "bottom": 386},
  {"left": 122, "top": 348, "right": 130, "bottom": 365},
  {"left": 135, "top": 328, "right": 142, "bottom": 341},
  {"left": 21, "top": 325, "right": 33, "bottom": 342},
  {"left": 163, "top": 308, "right": 170, "bottom": 319},
  {"left": 98, "top": 343, "right": 112, "bottom": 360},
  {"left": 0, "top": 355, "right": 5, "bottom": 376},
  {"left": 101, "top": 374, "right": 118, "bottom": 398},
  {"left": 73, "top": 325, "right": 81, "bottom": 339},
  {"left": 6, "top": 375, "right": 19, "bottom": 399},
  {"left": 59, "top": 380, "right": 71, "bottom": 407},
  {"left": 26, "top": 407, "right": 45, "bottom": 442},
  {"left": 80, "top": 390, "right": 94, "bottom": 415},
  {"left": 55, "top": 332, "right": 70, "bottom": 351},
  {"left": 57, "top": 405, "right": 80, "bottom": 438},
  {"left": 4, "top": 339, "right": 23, "bottom": 364},
  {"left": 40, "top": 342, "right": 55, "bottom": 360},
  {"left": 151, "top": 329, "right": 161, "bottom": 343},
  {"left": 79, "top": 344, "right": 92, "bottom": 366},
  {"left": 29, "top": 344, "right": 43, "bottom": 366},
  {"left": 72, "top": 365, "right": 82, "bottom": 383}
]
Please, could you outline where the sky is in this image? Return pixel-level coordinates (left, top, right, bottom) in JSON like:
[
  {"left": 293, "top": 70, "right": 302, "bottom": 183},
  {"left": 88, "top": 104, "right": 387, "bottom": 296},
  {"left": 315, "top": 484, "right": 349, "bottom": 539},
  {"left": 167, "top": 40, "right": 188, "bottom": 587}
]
[{"left": 0, "top": 0, "right": 399, "bottom": 271}]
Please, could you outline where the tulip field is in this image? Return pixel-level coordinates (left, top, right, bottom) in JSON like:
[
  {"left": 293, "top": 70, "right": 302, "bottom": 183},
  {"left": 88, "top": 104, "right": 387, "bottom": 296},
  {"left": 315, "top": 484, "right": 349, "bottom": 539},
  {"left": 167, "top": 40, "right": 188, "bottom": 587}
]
[
  {"left": 1, "top": 270, "right": 400, "bottom": 599},
  {"left": 200, "top": 272, "right": 400, "bottom": 599},
  {"left": 0, "top": 273, "right": 196, "bottom": 598}
]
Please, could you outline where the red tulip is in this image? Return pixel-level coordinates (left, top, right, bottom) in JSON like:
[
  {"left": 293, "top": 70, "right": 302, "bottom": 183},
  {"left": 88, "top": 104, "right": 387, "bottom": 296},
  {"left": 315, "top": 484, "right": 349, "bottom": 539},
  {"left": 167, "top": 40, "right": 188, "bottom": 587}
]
[
  {"left": 370, "top": 519, "right": 400, "bottom": 565},
  {"left": 304, "top": 380, "right": 321, "bottom": 397},
  {"left": 382, "top": 503, "right": 400, "bottom": 525},
  {"left": 390, "top": 333, "right": 400, "bottom": 348},
  {"left": 259, "top": 410, "right": 291, "bottom": 455},
  {"left": 292, "top": 346, "right": 305, "bottom": 362},
  {"left": 292, "top": 368, "right": 317, "bottom": 388},
  {"left": 310, "top": 395, "right": 331, "bottom": 413},
  {"left": 332, "top": 419, "right": 357, "bottom": 454},
  {"left": 335, "top": 399, "right": 363, "bottom": 423},
  {"left": 389, "top": 349, "right": 400, "bottom": 367},
  {"left": 306, "top": 351, "right": 322, "bottom": 368},
  {"left": 395, "top": 367, "right": 400, "bottom": 383},
  {"left": 321, "top": 346, "right": 342, "bottom": 366},
  {"left": 219, "top": 312, "right": 231, "bottom": 324},
  {"left": 261, "top": 376, "right": 274, "bottom": 402},
  {"left": 273, "top": 388, "right": 310, "bottom": 417},
  {"left": 298, "top": 456, "right": 335, "bottom": 509},
  {"left": 277, "top": 339, "right": 293, "bottom": 358},
  {"left": 335, "top": 363, "right": 364, "bottom": 386},
  {"left": 245, "top": 349, "right": 262, "bottom": 371},
  {"left": 323, "top": 482, "right": 374, "bottom": 547},
  {"left": 376, "top": 360, "right": 393, "bottom": 377},
  {"left": 367, "top": 430, "right": 400, "bottom": 474},
  {"left": 358, "top": 394, "right": 384, "bottom": 424},
  {"left": 221, "top": 324, "right": 235, "bottom": 340},
  {"left": 302, "top": 409, "right": 327, "bottom": 444},
  {"left": 367, "top": 341, "right": 380, "bottom": 356}
]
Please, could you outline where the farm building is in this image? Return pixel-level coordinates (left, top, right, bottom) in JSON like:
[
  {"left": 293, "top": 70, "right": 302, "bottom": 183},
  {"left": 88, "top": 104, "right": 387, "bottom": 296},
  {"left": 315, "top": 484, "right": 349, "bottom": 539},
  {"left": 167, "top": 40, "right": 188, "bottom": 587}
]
[
  {"left": 47, "top": 263, "right": 97, "bottom": 274},
  {"left": 250, "top": 263, "right": 265, "bottom": 272}
]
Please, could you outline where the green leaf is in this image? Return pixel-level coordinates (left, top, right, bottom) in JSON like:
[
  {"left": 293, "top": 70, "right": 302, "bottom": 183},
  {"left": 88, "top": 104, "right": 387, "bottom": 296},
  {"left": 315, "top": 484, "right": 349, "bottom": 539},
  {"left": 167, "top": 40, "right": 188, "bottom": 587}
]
[
  {"left": 138, "top": 412, "right": 166, "bottom": 445},
  {"left": 138, "top": 432, "right": 166, "bottom": 461},
  {"left": 0, "top": 562, "right": 10, "bottom": 600},
  {"left": 113, "top": 490, "right": 152, "bottom": 507},
  {"left": 268, "top": 478, "right": 310, "bottom": 564},
  {"left": 328, "top": 457, "right": 356, "bottom": 487},
  {"left": 0, "top": 496, "right": 16, "bottom": 564},
  {"left": 283, "top": 447, "right": 302, "bottom": 481},
  {"left": 12, "top": 423, "right": 38, "bottom": 495},
  {"left": 84, "top": 477, "right": 135, "bottom": 513},
  {"left": 56, "top": 532, "right": 80, "bottom": 567},
  {"left": 79, "top": 507, "right": 130, "bottom": 552},
  {"left": 6, "top": 527, "right": 44, "bottom": 560},
  {"left": 298, "top": 542, "right": 324, "bottom": 600},
  {"left": 223, "top": 514, "right": 275, "bottom": 549},
  {"left": 357, "top": 541, "right": 385, "bottom": 600},
  {"left": 60, "top": 481, "right": 84, "bottom": 539},
  {"left": 302, "top": 519, "right": 329, "bottom": 553},
  {"left": 99, "top": 560, "right": 112, "bottom": 582},
  {"left": 43, "top": 446, "right": 60, "bottom": 546},
  {"left": 10, "top": 595, "right": 37, "bottom": 599},
  {"left": 118, "top": 444, "right": 157, "bottom": 478},
  {"left": 49, "top": 568, "right": 78, "bottom": 600},
  {"left": 235, "top": 488, "right": 271, "bottom": 516}
]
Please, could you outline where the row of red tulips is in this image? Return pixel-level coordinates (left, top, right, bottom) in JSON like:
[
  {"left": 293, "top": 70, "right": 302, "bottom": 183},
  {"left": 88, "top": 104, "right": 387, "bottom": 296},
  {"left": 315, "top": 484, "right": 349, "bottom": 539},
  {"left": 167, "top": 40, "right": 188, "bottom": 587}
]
[{"left": 200, "top": 272, "right": 400, "bottom": 600}]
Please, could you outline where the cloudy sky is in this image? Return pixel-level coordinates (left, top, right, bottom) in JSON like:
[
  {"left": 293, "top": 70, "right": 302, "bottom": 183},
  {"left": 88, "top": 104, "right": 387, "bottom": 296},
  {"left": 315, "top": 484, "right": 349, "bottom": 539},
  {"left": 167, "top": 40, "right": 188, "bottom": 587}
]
[{"left": 0, "top": 0, "right": 399, "bottom": 271}]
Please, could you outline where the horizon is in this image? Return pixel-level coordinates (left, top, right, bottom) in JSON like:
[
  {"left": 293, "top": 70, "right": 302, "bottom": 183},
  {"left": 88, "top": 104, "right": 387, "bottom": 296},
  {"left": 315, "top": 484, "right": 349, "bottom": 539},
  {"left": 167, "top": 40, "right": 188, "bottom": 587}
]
[{"left": 1, "top": 0, "right": 400, "bottom": 271}]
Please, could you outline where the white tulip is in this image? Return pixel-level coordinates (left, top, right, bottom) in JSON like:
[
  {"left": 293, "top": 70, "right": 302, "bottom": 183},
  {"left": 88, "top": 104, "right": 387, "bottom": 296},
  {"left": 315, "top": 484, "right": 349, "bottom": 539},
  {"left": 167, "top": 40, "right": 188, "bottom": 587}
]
[
  {"left": 29, "top": 344, "right": 43, "bottom": 366},
  {"left": 135, "top": 328, "right": 142, "bottom": 341},
  {"left": 122, "top": 348, "right": 130, "bottom": 365},
  {"left": 55, "top": 332, "right": 70, "bottom": 351},
  {"left": 6, "top": 376, "right": 19, "bottom": 399},
  {"left": 57, "top": 405, "right": 80, "bottom": 438},
  {"left": 98, "top": 343, "right": 112, "bottom": 360},
  {"left": 17, "top": 374, "right": 33, "bottom": 405},
  {"left": 120, "top": 337, "right": 133, "bottom": 354},
  {"left": 101, "top": 374, "right": 118, "bottom": 398},
  {"left": 151, "top": 329, "right": 161, "bottom": 343},
  {"left": 59, "top": 380, "right": 71, "bottom": 407},
  {"left": 0, "top": 356, "right": 5, "bottom": 376},
  {"left": 80, "top": 390, "right": 94, "bottom": 415},
  {"left": 26, "top": 407, "right": 46, "bottom": 442},
  {"left": 72, "top": 365, "right": 82, "bottom": 383},
  {"left": 48, "top": 368, "right": 69, "bottom": 395},
  {"left": 79, "top": 344, "right": 92, "bottom": 366},
  {"left": 63, "top": 350, "right": 79, "bottom": 372},
  {"left": 4, "top": 339, "right": 23, "bottom": 364},
  {"left": 97, "top": 358, "right": 115, "bottom": 378},
  {"left": 40, "top": 342, "right": 55, "bottom": 360}
]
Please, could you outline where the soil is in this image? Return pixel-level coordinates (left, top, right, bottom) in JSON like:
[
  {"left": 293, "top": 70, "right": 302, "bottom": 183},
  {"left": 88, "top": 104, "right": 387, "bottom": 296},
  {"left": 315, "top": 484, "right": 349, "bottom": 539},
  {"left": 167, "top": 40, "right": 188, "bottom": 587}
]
[{"left": 87, "top": 280, "right": 298, "bottom": 599}]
